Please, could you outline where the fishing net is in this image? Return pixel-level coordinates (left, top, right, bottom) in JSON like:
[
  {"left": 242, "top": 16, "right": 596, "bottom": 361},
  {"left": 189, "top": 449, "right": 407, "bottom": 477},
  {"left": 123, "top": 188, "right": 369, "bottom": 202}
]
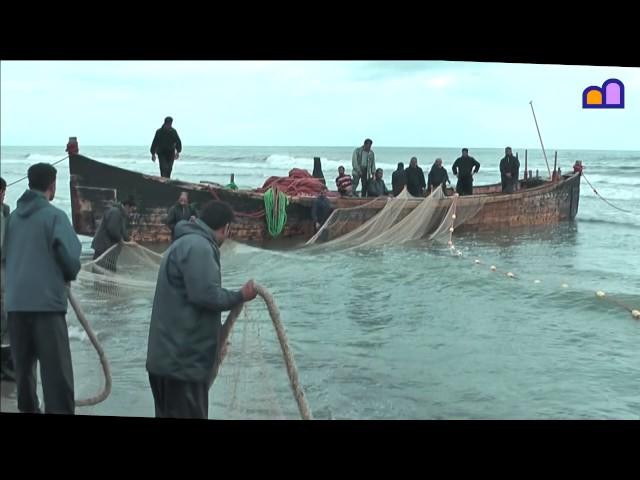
[
  {"left": 74, "top": 241, "right": 309, "bottom": 419},
  {"left": 304, "top": 186, "right": 487, "bottom": 251}
]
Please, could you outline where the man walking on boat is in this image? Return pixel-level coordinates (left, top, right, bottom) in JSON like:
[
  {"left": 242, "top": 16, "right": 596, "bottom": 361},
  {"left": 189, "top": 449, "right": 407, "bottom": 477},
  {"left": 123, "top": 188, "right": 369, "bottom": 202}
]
[{"left": 151, "top": 116, "right": 182, "bottom": 179}]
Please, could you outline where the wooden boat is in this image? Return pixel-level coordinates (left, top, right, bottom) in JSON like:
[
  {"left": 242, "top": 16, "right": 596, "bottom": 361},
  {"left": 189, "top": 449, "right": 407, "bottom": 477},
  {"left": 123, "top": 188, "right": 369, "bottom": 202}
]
[{"left": 69, "top": 152, "right": 581, "bottom": 244}]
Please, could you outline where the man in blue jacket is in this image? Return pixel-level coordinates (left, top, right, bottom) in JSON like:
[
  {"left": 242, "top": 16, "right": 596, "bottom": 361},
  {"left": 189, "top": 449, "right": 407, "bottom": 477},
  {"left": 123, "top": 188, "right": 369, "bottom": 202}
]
[
  {"left": 4, "top": 163, "right": 82, "bottom": 414},
  {"left": 146, "top": 200, "right": 258, "bottom": 419}
]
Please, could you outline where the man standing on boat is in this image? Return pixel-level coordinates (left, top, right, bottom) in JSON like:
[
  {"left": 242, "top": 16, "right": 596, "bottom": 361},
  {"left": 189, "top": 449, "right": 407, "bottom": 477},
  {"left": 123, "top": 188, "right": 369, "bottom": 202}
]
[
  {"left": 146, "top": 200, "right": 257, "bottom": 419},
  {"left": 499, "top": 147, "right": 520, "bottom": 193},
  {"left": 352, "top": 138, "right": 375, "bottom": 197},
  {"left": 392, "top": 162, "right": 406, "bottom": 196},
  {"left": 427, "top": 158, "right": 451, "bottom": 194},
  {"left": 452, "top": 148, "right": 480, "bottom": 196},
  {"left": 166, "top": 192, "right": 198, "bottom": 241},
  {"left": 405, "top": 157, "right": 427, "bottom": 197},
  {"left": 3, "top": 163, "right": 82, "bottom": 413},
  {"left": 151, "top": 116, "right": 182, "bottom": 179}
]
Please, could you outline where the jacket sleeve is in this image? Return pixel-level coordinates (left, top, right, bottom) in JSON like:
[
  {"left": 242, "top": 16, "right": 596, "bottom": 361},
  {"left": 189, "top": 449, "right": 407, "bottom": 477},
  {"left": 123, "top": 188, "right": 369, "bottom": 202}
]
[
  {"left": 383, "top": 182, "right": 390, "bottom": 195},
  {"left": 473, "top": 158, "right": 481, "bottom": 173},
  {"left": 452, "top": 159, "right": 459, "bottom": 175},
  {"left": 52, "top": 212, "right": 82, "bottom": 282},
  {"left": 180, "top": 241, "right": 244, "bottom": 312},
  {"left": 419, "top": 169, "right": 426, "bottom": 188},
  {"left": 175, "top": 130, "right": 182, "bottom": 153},
  {"left": 370, "top": 152, "right": 376, "bottom": 177},
  {"left": 352, "top": 148, "right": 359, "bottom": 172},
  {"left": 150, "top": 130, "right": 159, "bottom": 155}
]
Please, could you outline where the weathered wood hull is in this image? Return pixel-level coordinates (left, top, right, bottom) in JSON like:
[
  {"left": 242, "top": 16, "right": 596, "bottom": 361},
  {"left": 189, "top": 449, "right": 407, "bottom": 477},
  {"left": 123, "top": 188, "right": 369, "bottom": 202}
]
[{"left": 69, "top": 153, "right": 580, "bottom": 244}]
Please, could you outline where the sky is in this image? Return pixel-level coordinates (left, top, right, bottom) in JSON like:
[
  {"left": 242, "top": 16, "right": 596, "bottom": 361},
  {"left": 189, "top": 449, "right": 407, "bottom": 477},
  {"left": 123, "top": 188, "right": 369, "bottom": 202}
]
[{"left": 1, "top": 61, "right": 638, "bottom": 150}]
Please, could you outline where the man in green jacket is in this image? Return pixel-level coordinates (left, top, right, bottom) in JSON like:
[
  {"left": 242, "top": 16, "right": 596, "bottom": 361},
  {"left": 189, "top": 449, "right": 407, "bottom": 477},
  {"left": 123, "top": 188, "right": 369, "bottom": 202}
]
[
  {"left": 146, "top": 200, "right": 258, "bottom": 419},
  {"left": 4, "top": 163, "right": 82, "bottom": 414},
  {"left": 352, "top": 138, "right": 376, "bottom": 197}
]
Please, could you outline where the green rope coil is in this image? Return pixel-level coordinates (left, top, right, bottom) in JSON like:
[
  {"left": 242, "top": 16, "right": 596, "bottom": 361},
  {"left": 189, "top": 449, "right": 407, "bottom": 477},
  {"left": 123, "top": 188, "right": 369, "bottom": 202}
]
[{"left": 264, "top": 187, "right": 289, "bottom": 237}]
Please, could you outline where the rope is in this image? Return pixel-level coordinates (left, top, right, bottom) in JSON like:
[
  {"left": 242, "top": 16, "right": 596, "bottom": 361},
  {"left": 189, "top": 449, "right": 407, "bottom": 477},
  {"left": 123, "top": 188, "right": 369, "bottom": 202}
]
[
  {"left": 582, "top": 173, "right": 631, "bottom": 213},
  {"left": 214, "top": 283, "right": 313, "bottom": 420},
  {"left": 596, "top": 291, "right": 639, "bottom": 317},
  {"left": 68, "top": 289, "right": 112, "bottom": 406},
  {"left": 264, "top": 187, "right": 289, "bottom": 237},
  {"left": 8, "top": 156, "right": 69, "bottom": 187}
]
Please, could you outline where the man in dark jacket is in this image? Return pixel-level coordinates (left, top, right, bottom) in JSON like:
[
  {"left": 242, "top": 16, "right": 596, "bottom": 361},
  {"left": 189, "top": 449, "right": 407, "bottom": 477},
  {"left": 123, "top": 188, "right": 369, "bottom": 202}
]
[
  {"left": 151, "top": 116, "right": 182, "bottom": 178},
  {"left": 1, "top": 176, "right": 14, "bottom": 380},
  {"left": 367, "top": 168, "right": 390, "bottom": 197},
  {"left": 166, "top": 191, "right": 198, "bottom": 241},
  {"left": 91, "top": 197, "right": 136, "bottom": 263},
  {"left": 452, "top": 148, "right": 480, "bottom": 196},
  {"left": 311, "top": 186, "right": 332, "bottom": 231},
  {"left": 405, "top": 157, "right": 426, "bottom": 197},
  {"left": 146, "top": 200, "right": 257, "bottom": 419},
  {"left": 4, "top": 163, "right": 82, "bottom": 414},
  {"left": 427, "top": 158, "right": 451, "bottom": 194},
  {"left": 391, "top": 162, "right": 406, "bottom": 196},
  {"left": 499, "top": 146, "right": 520, "bottom": 193}
]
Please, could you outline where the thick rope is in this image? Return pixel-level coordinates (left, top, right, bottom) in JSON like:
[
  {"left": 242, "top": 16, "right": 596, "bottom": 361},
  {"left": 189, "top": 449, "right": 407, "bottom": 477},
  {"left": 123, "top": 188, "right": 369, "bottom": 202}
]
[
  {"left": 68, "top": 289, "right": 112, "bottom": 406},
  {"left": 582, "top": 173, "right": 631, "bottom": 213},
  {"left": 8, "top": 156, "right": 69, "bottom": 187},
  {"left": 214, "top": 283, "right": 313, "bottom": 420}
]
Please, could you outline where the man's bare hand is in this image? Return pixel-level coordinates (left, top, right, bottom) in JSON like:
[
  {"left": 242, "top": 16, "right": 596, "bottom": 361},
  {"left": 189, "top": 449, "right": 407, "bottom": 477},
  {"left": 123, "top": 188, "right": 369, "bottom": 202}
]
[{"left": 241, "top": 280, "right": 258, "bottom": 301}]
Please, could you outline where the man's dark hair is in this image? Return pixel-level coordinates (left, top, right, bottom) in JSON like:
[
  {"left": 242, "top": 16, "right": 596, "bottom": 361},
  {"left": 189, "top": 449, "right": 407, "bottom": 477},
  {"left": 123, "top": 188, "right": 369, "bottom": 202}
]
[
  {"left": 164, "top": 116, "right": 173, "bottom": 125},
  {"left": 0, "top": 177, "right": 6, "bottom": 190},
  {"left": 364, "top": 138, "right": 373, "bottom": 145},
  {"left": 462, "top": 148, "right": 469, "bottom": 153},
  {"left": 199, "top": 200, "right": 236, "bottom": 230},
  {"left": 27, "top": 163, "right": 57, "bottom": 192},
  {"left": 397, "top": 162, "right": 404, "bottom": 169}
]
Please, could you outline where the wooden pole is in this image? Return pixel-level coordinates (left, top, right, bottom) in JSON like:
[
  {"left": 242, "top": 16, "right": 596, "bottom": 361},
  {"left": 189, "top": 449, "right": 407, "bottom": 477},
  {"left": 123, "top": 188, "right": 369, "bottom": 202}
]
[
  {"left": 524, "top": 150, "right": 528, "bottom": 179},
  {"left": 529, "top": 101, "right": 552, "bottom": 178},
  {"left": 553, "top": 151, "right": 558, "bottom": 181}
]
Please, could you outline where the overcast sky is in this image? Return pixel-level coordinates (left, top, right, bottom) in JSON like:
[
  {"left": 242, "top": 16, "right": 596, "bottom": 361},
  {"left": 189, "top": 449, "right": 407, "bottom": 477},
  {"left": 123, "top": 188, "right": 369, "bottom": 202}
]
[{"left": 1, "top": 61, "right": 638, "bottom": 150}]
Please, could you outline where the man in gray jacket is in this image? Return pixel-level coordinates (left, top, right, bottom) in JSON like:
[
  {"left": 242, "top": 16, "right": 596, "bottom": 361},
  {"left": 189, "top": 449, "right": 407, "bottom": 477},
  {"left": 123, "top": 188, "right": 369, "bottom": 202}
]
[
  {"left": 4, "top": 163, "right": 82, "bottom": 414},
  {"left": 146, "top": 200, "right": 257, "bottom": 419},
  {"left": 352, "top": 138, "right": 376, "bottom": 197}
]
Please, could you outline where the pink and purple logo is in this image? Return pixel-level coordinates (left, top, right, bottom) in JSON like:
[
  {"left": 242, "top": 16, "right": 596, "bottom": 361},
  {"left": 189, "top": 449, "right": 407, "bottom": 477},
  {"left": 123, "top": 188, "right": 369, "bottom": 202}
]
[{"left": 582, "top": 79, "right": 624, "bottom": 109}]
